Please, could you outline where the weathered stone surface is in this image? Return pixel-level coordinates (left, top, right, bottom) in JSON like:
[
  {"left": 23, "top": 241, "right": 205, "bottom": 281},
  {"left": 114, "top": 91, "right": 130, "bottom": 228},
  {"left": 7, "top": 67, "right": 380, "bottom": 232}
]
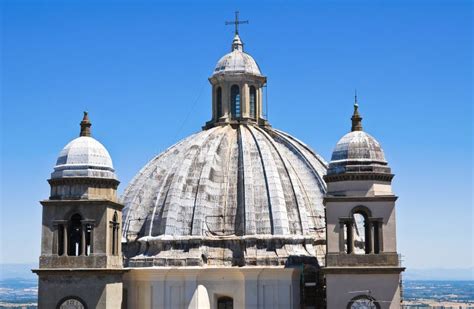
[{"left": 121, "top": 124, "right": 328, "bottom": 265}]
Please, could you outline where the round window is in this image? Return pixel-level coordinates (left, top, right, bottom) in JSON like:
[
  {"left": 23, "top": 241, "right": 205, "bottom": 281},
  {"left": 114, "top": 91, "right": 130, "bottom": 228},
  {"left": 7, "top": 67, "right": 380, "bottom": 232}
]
[
  {"left": 348, "top": 295, "right": 379, "bottom": 309},
  {"left": 58, "top": 297, "right": 86, "bottom": 309}
]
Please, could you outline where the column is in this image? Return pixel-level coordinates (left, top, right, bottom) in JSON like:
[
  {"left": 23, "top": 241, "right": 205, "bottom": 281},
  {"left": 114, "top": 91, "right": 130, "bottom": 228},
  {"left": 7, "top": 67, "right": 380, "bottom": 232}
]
[
  {"left": 62, "top": 224, "right": 68, "bottom": 256},
  {"left": 52, "top": 224, "right": 58, "bottom": 255},
  {"left": 183, "top": 271, "right": 199, "bottom": 308},
  {"left": 222, "top": 83, "right": 230, "bottom": 120},
  {"left": 369, "top": 220, "right": 375, "bottom": 254},
  {"left": 89, "top": 225, "right": 94, "bottom": 254},
  {"left": 377, "top": 220, "right": 384, "bottom": 253},
  {"left": 81, "top": 223, "right": 86, "bottom": 256},
  {"left": 347, "top": 222, "right": 354, "bottom": 254},
  {"left": 212, "top": 85, "right": 216, "bottom": 121},
  {"left": 242, "top": 268, "right": 263, "bottom": 308},
  {"left": 339, "top": 222, "right": 345, "bottom": 253},
  {"left": 255, "top": 85, "right": 262, "bottom": 121}
]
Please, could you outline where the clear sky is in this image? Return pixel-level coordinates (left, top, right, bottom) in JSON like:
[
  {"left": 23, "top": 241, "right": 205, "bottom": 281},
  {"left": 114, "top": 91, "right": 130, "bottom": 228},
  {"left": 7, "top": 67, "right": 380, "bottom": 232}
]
[{"left": 1, "top": 0, "right": 472, "bottom": 270}]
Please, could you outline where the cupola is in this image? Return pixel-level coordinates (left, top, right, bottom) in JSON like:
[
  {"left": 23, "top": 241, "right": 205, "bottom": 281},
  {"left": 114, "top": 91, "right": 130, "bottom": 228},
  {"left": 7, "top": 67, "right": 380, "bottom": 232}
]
[
  {"left": 49, "top": 112, "right": 119, "bottom": 200},
  {"left": 205, "top": 13, "right": 268, "bottom": 128},
  {"left": 325, "top": 98, "right": 392, "bottom": 181}
]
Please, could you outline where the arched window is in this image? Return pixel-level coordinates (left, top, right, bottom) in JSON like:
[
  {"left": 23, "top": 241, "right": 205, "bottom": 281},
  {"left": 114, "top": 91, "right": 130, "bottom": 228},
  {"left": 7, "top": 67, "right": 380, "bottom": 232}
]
[
  {"left": 249, "top": 86, "right": 256, "bottom": 119},
  {"left": 342, "top": 206, "right": 377, "bottom": 254},
  {"left": 68, "top": 214, "right": 82, "bottom": 256},
  {"left": 217, "top": 296, "right": 233, "bottom": 309},
  {"left": 216, "top": 87, "right": 222, "bottom": 119},
  {"left": 111, "top": 211, "right": 120, "bottom": 255},
  {"left": 353, "top": 212, "right": 369, "bottom": 254},
  {"left": 230, "top": 85, "right": 240, "bottom": 119}
]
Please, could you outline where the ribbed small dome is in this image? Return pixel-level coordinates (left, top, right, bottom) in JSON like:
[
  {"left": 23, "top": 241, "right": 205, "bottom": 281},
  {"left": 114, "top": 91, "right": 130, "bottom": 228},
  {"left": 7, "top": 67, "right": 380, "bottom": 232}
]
[
  {"left": 51, "top": 136, "right": 116, "bottom": 179},
  {"left": 213, "top": 51, "right": 261, "bottom": 76},
  {"left": 122, "top": 125, "right": 327, "bottom": 239},
  {"left": 327, "top": 131, "right": 390, "bottom": 175},
  {"left": 213, "top": 35, "right": 261, "bottom": 76}
]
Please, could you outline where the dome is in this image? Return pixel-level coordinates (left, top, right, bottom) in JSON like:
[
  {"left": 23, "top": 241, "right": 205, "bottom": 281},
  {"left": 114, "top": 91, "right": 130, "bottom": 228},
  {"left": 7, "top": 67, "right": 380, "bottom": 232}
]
[
  {"left": 121, "top": 125, "right": 327, "bottom": 266},
  {"left": 327, "top": 130, "right": 388, "bottom": 175},
  {"left": 51, "top": 136, "right": 116, "bottom": 179},
  {"left": 327, "top": 104, "right": 390, "bottom": 176},
  {"left": 51, "top": 112, "right": 116, "bottom": 180},
  {"left": 123, "top": 125, "right": 326, "bottom": 237},
  {"left": 212, "top": 35, "right": 262, "bottom": 76}
]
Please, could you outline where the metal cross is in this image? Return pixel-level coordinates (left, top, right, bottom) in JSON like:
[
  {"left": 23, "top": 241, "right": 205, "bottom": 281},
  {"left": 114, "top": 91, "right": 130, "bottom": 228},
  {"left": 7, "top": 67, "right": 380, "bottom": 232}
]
[{"left": 225, "top": 11, "right": 249, "bottom": 35}]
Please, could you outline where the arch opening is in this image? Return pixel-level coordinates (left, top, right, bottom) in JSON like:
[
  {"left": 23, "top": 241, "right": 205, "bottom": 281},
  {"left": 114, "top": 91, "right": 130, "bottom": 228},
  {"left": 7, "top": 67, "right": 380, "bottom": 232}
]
[
  {"left": 230, "top": 85, "right": 241, "bottom": 119},
  {"left": 249, "top": 85, "right": 256, "bottom": 119},
  {"left": 342, "top": 206, "right": 379, "bottom": 254},
  {"left": 68, "top": 214, "right": 83, "bottom": 256}
]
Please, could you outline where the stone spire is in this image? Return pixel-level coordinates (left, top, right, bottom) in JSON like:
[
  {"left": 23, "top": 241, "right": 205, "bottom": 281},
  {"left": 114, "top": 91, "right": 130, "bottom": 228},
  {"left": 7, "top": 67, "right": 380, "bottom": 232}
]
[
  {"left": 80, "top": 111, "right": 92, "bottom": 137},
  {"left": 351, "top": 94, "right": 363, "bottom": 132}
]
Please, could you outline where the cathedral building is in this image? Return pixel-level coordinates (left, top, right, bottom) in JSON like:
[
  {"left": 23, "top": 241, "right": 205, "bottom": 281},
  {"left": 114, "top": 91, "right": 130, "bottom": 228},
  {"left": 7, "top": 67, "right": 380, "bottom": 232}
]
[{"left": 34, "top": 16, "right": 404, "bottom": 309}]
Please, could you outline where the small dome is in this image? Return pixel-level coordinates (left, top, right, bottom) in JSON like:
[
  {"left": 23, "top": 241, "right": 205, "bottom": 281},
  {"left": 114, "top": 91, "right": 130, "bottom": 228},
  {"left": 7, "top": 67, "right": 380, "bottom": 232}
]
[
  {"left": 212, "top": 35, "right": 261, "bottom": 76},
  {"left": 51, "top": 136, "right": 116, "bottom": 179},
  {"left": 213, "top": 51, "right": 261, "bottom": 76},
  {"left": 327, "top": 130, "right": 390, "bottom": 175},
  {"left": 51, "top": 112, "right": 116, "bottom": 180}
]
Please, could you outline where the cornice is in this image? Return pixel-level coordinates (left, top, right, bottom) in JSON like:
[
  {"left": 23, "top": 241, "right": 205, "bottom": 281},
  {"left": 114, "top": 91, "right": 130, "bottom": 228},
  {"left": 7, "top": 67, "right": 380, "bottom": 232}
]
[
  {"left": 48, "top": 177, "right": 120, "bottom": 188},
  {"left": 32, "top": 268, "right": 128, "bottom": 274},
  {"left": 324, "top": 173, "right": 394, "bottom": 183},
  {"left": 40, "top": 199, "right": 124, "bottom": 209},
  {"left": 323, "top": 195, "right": 398, "bottom": 204},
  {"left": 322, "top": 266, "right": 405, "bottom": 274}
]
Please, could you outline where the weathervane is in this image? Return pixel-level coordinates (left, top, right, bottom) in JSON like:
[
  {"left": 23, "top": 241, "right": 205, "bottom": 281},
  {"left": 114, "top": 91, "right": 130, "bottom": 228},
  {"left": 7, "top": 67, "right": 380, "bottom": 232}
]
[{"left": 225, "top": 11, "right": 249, "bottom": 35}]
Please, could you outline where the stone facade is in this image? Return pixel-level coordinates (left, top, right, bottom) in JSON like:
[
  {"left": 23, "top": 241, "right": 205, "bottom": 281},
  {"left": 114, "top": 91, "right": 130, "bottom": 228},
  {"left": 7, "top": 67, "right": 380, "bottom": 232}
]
[{"left": 124, "top": 267, "right": 301, "bottom": 309}]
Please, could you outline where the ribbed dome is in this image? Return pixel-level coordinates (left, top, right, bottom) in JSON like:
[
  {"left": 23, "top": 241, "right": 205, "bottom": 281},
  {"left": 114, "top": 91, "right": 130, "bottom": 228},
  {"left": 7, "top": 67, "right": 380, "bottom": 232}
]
[
  {"left": 327, "top": 131, "right": 390, "bottom": 175},
  {"left": 122, "top": 125, "right": 327, "bottom": 240},
  {"left": 213, "top": 51, "right": 261, "bottom": 76},
  {"left": 213, "top": 35, "right": 261, "bottom": 76},
  {"left": 51, "top": 136, "right": 116, "bottom": 179}
]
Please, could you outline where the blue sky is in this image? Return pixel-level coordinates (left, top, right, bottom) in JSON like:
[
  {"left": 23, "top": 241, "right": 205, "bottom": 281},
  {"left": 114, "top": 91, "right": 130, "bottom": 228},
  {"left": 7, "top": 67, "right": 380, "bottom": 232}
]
[{"left": 1, "top": 0, "right": 472, "bottom": 270}]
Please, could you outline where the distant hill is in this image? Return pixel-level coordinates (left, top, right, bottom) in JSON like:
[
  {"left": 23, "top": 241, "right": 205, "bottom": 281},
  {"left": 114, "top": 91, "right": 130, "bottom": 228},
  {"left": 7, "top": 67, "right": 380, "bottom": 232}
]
[{"left": 0, "top": 264, "right": 38, "bottom": 280}]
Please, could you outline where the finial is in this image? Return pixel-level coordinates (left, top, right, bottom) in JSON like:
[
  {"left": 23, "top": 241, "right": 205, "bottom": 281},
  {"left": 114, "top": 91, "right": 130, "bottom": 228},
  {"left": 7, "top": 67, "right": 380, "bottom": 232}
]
[
  {"left": 226, "top": 11, "right": 248, "bottom": 51},
  {"left": 351, "top": 94, "right": 363, "bottom": 132},
  {"left": 80, "top": 111, "right": 92, "bottom": 137},
  {"left": 225, "top": 11, "right": 248, "bottom": 35}
]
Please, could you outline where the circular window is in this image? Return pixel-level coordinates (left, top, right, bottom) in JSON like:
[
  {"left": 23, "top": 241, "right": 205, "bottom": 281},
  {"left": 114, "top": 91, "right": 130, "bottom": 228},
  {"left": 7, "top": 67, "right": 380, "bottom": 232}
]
[
  {"left": 57, "top": 297, "right": 86, "bottom": 309},
  {"left": 347, "top": 295, "right": 380, "bottom": 309}
]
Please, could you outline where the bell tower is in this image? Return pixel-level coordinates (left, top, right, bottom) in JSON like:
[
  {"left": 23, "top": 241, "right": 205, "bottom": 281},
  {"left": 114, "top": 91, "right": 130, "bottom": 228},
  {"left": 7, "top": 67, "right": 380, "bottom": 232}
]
[
  {"left": 323, "top": 101, "right": 404, "bottom": 309},
  {"left": 34, "top": 112, "right": 125, "bottom": 309}
]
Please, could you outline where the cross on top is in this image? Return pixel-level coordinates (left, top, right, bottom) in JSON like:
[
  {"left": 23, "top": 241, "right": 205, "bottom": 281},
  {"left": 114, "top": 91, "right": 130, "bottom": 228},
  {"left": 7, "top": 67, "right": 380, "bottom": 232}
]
[{"left": 225, "top": 11, "right": 249, "bottom": 35}]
